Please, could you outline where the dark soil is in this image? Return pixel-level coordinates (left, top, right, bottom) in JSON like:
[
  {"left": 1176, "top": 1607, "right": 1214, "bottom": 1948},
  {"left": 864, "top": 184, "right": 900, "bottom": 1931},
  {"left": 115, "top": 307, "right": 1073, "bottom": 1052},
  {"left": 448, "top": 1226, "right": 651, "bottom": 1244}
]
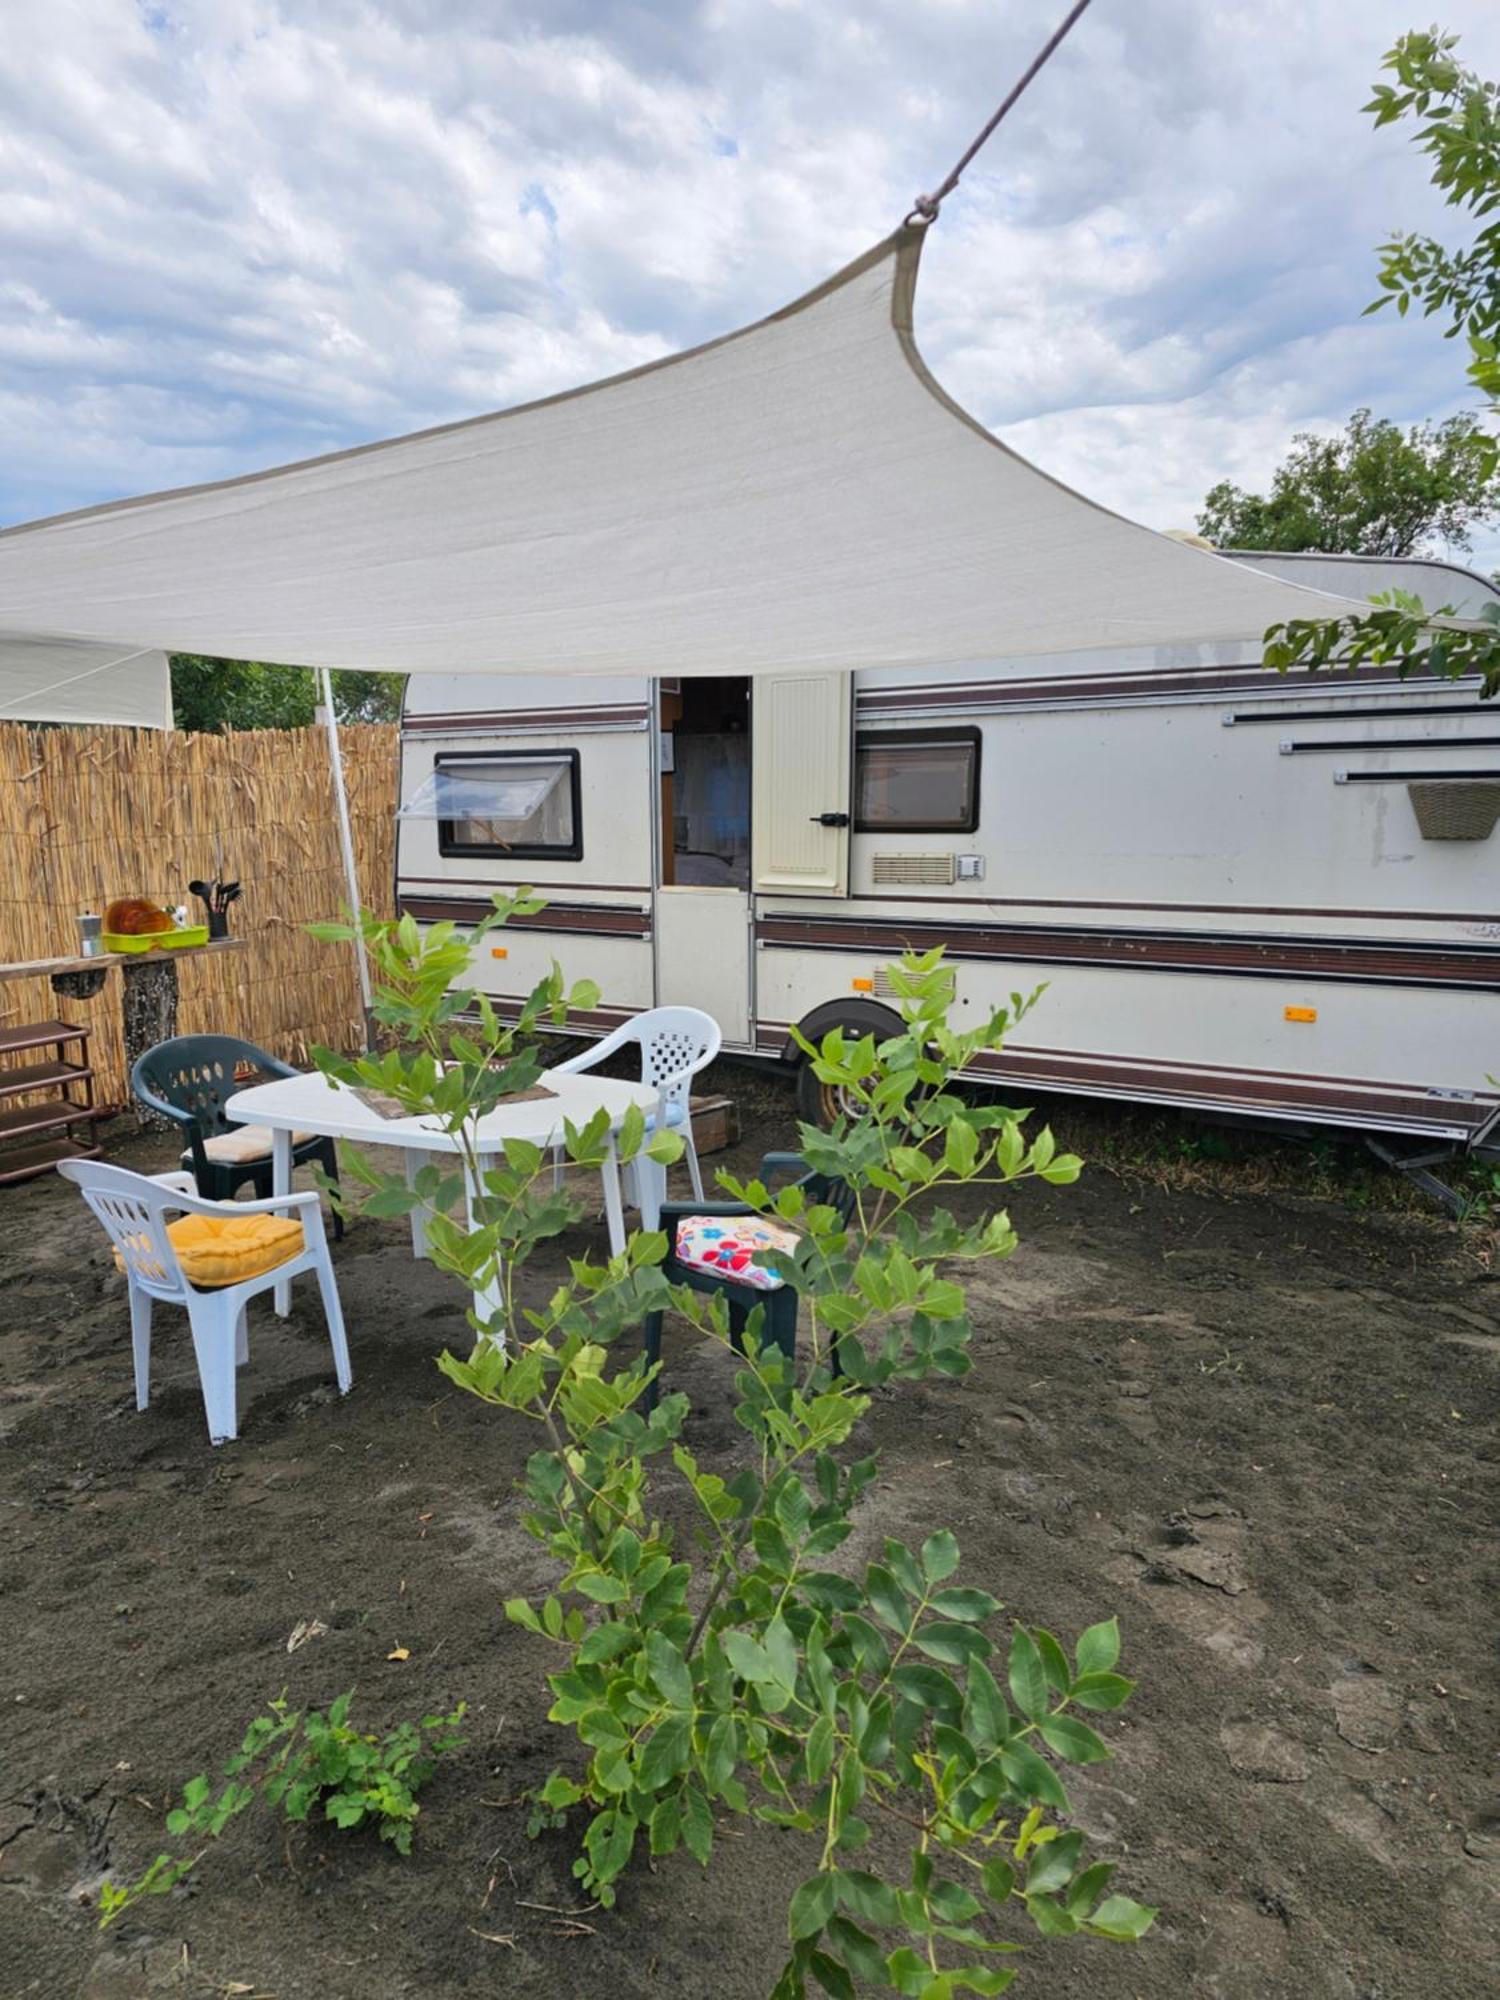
[{"left": 2, "top": 1077, "right": 1497, "bottom": 2000}]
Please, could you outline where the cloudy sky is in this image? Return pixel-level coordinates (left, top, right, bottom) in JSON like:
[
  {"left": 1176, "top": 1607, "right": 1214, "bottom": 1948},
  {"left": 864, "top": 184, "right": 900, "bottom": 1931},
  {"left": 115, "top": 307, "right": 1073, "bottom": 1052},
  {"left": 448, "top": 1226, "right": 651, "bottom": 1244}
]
[{"left": 3, "top": 0, "right": 1500, "bottom": 570}]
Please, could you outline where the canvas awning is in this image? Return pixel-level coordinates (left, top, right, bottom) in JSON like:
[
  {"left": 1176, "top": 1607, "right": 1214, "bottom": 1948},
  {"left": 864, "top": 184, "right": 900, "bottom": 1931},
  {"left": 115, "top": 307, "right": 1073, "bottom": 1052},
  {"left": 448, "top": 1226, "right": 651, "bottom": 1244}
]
[
  {"left": 0, "top": 635, "right": 172, "bottom": 728},
  {"left": 0, "top": 223, "right": 1367, "bottom": 686}
]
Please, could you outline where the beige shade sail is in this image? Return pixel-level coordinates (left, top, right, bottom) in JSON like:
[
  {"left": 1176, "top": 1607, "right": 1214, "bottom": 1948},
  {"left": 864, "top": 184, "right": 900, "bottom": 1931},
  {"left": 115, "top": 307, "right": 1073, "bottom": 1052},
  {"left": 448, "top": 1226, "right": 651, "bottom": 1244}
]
[{"left": 0, "top": 224, "right": 1363, "bottom": 683}]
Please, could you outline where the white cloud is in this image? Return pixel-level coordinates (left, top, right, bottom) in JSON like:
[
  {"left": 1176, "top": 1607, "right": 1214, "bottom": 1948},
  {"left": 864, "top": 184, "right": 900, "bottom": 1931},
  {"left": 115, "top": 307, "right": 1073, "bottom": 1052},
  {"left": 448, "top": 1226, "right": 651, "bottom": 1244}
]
[{"left": 1, "top": 0, "right": 1498, "bottom": 571}]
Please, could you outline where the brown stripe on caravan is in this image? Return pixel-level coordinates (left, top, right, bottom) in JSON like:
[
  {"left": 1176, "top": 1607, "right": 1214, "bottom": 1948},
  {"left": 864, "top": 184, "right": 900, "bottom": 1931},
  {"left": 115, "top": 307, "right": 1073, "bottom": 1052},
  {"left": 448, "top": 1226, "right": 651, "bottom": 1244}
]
[
  {"left": 754, "top": 914, "right": 1500, "bottom": 990},
  {"left": 969, "top": 1040, "right": 1481, "bottom": 1094},
  {"left": 753, "top": 1020, "right": 1497, "bottom": 1138},
  {"left": 855, "top": 661, "right": 1466, "bottom": 713},
  {"left": 403, "top": 704, "right": 651, "bottom": 733},
  {"left": 458, "top": 999, "right": 638, "bottom": 1035},
  {"left": 959, "top": 1048, "right": 1498, "bottom": 1137},
  {"left": 401, "top": 876, "right": 652, "bottom": 896},
  {"left": 842, "top": 892, "right": 1500, "bottom": 924},
  {"left": 399, "top": 895, "right": 650, "bottom": 938},
  {"left": 760, "top": 1014, "right": 1495, "bottom": 1102}
]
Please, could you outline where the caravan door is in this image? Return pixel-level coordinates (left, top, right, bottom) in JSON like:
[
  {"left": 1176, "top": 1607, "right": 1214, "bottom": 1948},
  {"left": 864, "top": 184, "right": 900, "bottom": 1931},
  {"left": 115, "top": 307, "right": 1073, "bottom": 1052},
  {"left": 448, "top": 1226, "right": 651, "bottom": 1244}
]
[
  {"left": 750, "top": 671, "right": 853, "bottom": 896},
  {"left": 655, "top": 677, "right": 754, "bottom": 1045}
]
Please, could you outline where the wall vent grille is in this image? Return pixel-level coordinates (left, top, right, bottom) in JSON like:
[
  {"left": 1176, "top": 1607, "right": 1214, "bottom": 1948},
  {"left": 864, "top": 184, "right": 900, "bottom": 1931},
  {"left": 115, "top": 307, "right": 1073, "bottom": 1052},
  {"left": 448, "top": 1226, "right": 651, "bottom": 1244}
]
[{"left": 871, "top": 852, "right": 957, "bottom": 886}]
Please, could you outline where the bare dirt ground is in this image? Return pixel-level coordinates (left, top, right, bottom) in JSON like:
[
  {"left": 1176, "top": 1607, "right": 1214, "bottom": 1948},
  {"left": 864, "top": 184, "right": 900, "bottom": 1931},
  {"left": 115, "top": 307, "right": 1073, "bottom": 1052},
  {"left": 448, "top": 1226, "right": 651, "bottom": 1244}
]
[{"left": 2, "top": 1074, "right": 1497, "bottom": 2000}]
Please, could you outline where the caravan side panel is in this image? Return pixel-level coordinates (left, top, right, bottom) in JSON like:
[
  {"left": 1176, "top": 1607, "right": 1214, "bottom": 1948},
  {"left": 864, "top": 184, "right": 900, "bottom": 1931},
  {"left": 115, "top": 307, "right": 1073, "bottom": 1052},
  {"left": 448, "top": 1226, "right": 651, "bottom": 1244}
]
[
  {"left": 755, "top": 653, "right": 1500, "bottom": 1145},
  {"left": 397, "top": 675, "right": 655, "bottom": 1029}
]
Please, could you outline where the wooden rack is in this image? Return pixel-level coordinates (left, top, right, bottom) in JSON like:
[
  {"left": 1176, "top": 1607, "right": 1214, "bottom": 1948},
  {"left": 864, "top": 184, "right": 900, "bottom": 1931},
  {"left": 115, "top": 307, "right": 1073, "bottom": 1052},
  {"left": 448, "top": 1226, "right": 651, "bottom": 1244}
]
[
  {"left": 0, "top": 939, "right": 248, "bottom": 1161},
  {"left": 0, "top": 1018, "right": 101, "bottom": 1184}
]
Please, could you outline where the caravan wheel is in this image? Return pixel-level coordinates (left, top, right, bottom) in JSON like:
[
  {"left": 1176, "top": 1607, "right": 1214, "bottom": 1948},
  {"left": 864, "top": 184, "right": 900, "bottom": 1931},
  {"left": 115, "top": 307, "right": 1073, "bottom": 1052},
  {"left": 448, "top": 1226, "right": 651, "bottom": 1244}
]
[
  {"left": 796, "top": 1059, "right": 867, "bottom": 1128},
  {"left": 790, "top": 998, "right": 906, "bottom": 1130}
]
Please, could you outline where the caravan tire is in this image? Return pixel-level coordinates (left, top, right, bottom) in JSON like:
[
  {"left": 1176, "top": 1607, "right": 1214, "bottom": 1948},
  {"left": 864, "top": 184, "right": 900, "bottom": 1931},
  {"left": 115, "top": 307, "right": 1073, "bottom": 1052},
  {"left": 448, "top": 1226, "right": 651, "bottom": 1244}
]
[{"left": 791, "top": 998, "right": 906, "bottom": 1129}]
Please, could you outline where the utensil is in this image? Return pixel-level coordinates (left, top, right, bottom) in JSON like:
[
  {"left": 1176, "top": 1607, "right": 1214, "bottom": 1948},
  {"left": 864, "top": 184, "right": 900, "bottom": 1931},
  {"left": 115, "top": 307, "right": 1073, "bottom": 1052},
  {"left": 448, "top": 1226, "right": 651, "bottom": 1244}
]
[{"left": 185, "top": 872, "right": 241, "bottom": 915}]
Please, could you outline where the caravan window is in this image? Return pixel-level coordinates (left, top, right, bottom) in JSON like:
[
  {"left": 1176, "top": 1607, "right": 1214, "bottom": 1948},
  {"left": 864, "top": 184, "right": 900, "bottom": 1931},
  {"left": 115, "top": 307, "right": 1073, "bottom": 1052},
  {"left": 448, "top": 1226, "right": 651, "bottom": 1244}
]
[
  {"left": 435, "top": 750, "right": 582, "bottom": 859},
  {"left": 854, "top": 728, "right": 981, "bottom": 833}
]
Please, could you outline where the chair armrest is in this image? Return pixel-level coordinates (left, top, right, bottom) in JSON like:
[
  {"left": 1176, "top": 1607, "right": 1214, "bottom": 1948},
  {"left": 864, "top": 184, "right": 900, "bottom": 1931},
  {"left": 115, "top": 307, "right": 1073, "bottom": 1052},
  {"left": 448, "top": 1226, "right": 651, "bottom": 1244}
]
[
  {"left": 549, "top": 1047, "right": 600, "bottom": 1076},
  {"left": 213, "top": 1189, "right": 323, "bottom": 1219},
  {"left": 157, "top": 1186, "right": 323, "bottom": 1220},
  {"left": 549, "top": 1018, "right": 636, "bottom": 1076},
  {"left": 133, "top": 1078, "right": 199, "bottom": 1139},
  {"left": 254, "top": 1052, "right": 302, "bottom": 1081}
]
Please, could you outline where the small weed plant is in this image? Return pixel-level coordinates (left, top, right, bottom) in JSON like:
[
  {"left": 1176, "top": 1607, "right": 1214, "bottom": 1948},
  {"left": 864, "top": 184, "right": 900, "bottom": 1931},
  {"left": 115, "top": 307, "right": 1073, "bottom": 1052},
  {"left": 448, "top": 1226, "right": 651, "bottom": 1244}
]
[
  {"left": 308, "top": 897, "right": 1157, "bottom": 1996},
  {"left": 98, "top": 1691, "right": 466, "bottom": 1925}
]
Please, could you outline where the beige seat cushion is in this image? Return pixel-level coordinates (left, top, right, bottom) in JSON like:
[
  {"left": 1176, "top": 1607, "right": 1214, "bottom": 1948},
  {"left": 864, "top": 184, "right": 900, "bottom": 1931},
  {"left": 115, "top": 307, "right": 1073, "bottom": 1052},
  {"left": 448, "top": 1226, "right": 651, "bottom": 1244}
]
[{"left": 196, "top": 1124, "right": 315, "bottom": 1166}]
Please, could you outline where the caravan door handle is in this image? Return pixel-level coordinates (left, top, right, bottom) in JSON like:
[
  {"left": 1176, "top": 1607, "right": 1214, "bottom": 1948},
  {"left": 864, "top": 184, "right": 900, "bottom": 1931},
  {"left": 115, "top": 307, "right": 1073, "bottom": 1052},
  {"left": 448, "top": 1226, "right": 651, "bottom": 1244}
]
[{"left": 810, "top": 811, "right": 850, "bottom": 827}]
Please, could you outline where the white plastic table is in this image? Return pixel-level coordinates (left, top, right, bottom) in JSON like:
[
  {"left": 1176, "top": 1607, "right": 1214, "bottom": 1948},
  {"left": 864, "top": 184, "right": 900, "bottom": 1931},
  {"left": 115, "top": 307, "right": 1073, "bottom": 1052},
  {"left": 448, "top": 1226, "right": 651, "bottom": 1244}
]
[{"left": 226, "top": 1067, "right": 665, "bottom": 1333}]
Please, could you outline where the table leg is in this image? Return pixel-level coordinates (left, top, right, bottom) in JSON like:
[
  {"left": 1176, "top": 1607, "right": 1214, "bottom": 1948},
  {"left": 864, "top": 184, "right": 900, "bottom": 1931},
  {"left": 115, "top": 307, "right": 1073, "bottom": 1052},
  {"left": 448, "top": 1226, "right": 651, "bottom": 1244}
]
[
  {"left": 465, "top": 1150, "right": 506, "bottom": 1345},
  {"left": 600, "top": 1138, "right": 627, "bottom": 1258},
  {"left": 405, "top": 1149, "right": 429, "bottom": 1258},
  {"left": 273, "top": 1127, "right": 293, "bottom": 1316}
]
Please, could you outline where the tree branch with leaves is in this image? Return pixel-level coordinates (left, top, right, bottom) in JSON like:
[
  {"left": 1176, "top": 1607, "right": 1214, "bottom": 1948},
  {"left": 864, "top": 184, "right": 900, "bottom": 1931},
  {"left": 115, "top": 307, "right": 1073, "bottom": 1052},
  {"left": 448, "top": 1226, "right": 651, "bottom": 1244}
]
[{"left": 1255, "top": 27, "right": 1500, "bottom": 700}]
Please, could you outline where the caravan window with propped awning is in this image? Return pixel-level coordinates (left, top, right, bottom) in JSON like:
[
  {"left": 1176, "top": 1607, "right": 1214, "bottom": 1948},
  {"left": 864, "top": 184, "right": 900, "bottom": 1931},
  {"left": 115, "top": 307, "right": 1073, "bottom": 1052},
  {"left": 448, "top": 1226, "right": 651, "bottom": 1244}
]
[{"left": 401, "top": 751, "right": 583, "bottom": 859}]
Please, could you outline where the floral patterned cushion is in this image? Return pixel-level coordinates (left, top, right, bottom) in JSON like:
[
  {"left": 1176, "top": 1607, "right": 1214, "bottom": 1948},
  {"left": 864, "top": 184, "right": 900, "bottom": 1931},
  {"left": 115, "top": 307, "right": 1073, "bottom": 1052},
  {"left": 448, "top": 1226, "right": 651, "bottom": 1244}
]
[{"left": 673, "top": 1214, "right": 800, "bottom": 1291}]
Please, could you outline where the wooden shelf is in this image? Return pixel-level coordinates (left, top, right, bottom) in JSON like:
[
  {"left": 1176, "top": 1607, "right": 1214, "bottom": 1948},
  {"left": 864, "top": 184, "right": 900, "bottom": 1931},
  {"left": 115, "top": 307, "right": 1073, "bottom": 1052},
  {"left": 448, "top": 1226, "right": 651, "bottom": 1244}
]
[
  {"left": 0, "top": 1131, "right": 100, "bottom": 1186},
  {"left": 0, "top": 1015, "right": 100, "bottom": 1183},
  {"left": 0, "top": 938, "right": 248, "bottom": 984},
  {"left": 0, "top": 1058, "right": 92, "bottom": 1102},
  {"left": 0, "top": 1099, "right": 99, "bottom": 1143},
  {"left": 0, "top": 1018, "right": 88, "bottom": 1059}
]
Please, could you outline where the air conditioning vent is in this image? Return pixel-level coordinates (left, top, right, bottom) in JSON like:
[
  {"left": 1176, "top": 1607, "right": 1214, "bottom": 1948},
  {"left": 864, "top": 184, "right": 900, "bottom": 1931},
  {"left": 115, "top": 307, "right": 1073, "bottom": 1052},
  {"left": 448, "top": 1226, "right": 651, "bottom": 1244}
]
[
  {"left": 872, "top": 966, "right": 901, "bottom": 998},
  {"left": 871, "top": 852, "right": 957, "bottom": 886}
]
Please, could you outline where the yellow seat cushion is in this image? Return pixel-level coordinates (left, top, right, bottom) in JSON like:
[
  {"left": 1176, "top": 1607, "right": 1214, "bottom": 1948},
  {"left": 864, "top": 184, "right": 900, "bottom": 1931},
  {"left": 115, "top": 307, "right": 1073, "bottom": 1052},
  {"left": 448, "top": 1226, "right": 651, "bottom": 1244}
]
[{"left": 114, "top": 1212, "right": 306, "bottom": 1289}]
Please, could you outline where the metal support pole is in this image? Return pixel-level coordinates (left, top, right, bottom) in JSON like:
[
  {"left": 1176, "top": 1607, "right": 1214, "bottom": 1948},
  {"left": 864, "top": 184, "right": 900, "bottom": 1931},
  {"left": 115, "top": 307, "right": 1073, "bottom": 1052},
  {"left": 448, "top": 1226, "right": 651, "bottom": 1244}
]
[{"left": 319, "top": 667, "right": 375, "bottom": 1050}]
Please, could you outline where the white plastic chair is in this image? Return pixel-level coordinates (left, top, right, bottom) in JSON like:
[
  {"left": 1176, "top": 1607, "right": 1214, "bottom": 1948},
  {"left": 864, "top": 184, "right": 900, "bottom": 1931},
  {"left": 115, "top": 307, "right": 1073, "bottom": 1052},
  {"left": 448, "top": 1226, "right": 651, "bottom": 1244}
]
[
  {"left": 58, "top": 1159, "right": 352, "bottom": 1446},
  {"left": 551, "top": 1006, "right": 721, "bottom": 1203}
]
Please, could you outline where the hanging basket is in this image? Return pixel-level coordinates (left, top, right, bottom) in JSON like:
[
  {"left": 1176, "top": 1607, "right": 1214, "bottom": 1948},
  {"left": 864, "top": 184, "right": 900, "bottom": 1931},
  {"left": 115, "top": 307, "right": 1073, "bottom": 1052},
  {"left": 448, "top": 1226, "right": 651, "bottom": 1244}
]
[{"left": 1406, "top": 780, "right": 1500, "bottom": 841}]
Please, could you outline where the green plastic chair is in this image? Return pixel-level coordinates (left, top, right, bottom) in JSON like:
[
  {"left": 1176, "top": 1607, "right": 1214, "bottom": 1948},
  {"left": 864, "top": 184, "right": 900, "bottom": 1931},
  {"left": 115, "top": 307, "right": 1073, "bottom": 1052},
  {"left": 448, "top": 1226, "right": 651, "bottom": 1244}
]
[
  {"left": 131, "top": 1034, "right": 343, "bottom": 1239},
  {"left": 641, "top": 1152, "right": 855, "bottom": 1410}
]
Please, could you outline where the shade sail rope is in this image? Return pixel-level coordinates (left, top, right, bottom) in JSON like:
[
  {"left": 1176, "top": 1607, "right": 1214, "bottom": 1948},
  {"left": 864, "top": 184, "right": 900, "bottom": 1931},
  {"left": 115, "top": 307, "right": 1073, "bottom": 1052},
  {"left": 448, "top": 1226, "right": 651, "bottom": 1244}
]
[{"left": 908, "top": 0, "right": 1097, "bottom": 224}]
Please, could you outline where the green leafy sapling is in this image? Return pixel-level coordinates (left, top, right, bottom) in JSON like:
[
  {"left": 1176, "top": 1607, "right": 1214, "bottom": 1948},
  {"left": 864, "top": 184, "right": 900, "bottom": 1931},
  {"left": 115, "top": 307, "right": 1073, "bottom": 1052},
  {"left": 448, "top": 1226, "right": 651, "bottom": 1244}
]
[
  {"left": 307, "top": 892, "right": 687, "bottom": 1343},
  {"left": 317, "top": 902, "right": 1156, "bottom": 1996},
  {"left": 97, "top": 1692, "right": 466, "bottom": 1926}
]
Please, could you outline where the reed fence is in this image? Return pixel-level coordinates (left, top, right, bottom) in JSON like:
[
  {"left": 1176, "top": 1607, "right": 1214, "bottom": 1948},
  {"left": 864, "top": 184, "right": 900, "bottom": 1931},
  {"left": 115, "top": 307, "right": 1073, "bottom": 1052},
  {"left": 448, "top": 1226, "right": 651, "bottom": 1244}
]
[{"left": 0, "top": 720, "right": 399, "bottom": 1110}]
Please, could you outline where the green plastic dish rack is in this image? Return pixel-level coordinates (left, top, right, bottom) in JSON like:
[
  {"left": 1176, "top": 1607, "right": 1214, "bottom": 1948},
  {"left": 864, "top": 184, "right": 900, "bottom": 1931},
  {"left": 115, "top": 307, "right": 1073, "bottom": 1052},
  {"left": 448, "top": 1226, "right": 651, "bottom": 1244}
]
[{"left": 103, "top": 924, "right": 211, "bottom": 954}]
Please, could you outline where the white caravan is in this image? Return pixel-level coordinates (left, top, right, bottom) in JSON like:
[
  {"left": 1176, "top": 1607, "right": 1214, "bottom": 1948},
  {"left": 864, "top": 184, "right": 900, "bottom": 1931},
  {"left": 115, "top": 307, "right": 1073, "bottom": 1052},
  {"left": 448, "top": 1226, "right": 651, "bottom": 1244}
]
[{"left": 394, "top": 552, "right": 1500, "bottom": 1156}]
